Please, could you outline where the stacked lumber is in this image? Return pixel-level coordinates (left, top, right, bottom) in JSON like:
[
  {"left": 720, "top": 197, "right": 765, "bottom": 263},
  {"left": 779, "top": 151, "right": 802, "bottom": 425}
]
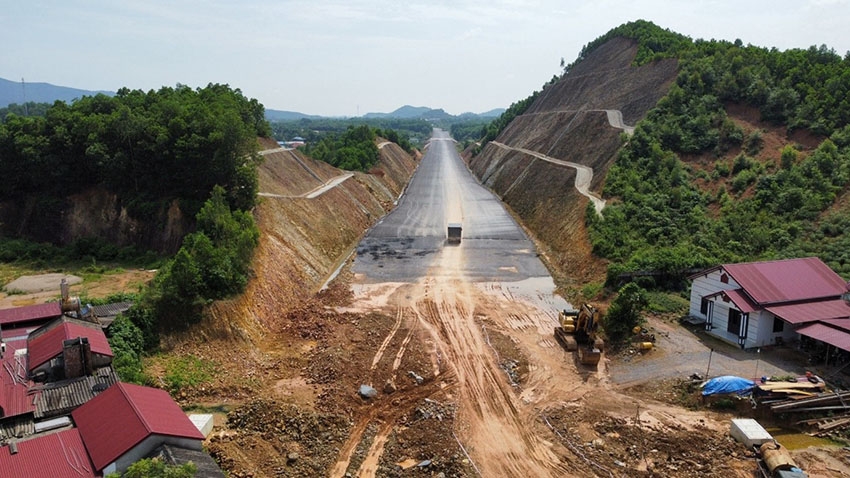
[{"left": 770, "top": 390, "right": 850, "bottom": 436}]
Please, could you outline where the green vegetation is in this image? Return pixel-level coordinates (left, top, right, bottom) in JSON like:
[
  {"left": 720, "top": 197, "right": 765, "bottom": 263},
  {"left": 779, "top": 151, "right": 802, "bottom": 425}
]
[
  {"left": 0, "top": 236, "right": 159, "bottom": 268},
  {"left": 107, "top": 314, "right": 149, "bottom": 385},
  {"left": 161, "top": 355, "right": 217, "bottom": 395},
  {"left": 305, "top": 124, "right": 380, "bottom": 171},
  {"left": 602, "top": 283, "right": 648, "bottom": 346},
  {"left": 0, "top": 102, "right": 51, "bottom": 118},
  {"left": 1, "top": 85, "right": 266, "bottom": 371},
  {"left": 566, "top": 19, "right": 691, "bottom": 72},
  {"left": 0, "top": 84, "right": 269, "bottom": 220},
  {"left": 272, "top": 117, "right": 427, "bottom": 154},
  {"left": 280, "top": 122, "right": 418, "bottom": 171},
  {"left": 579, "top": 20, "right": 850, "bottom": 289},
  {"left": 449, "top": 119, "right": 490, "bottom": 147},
  {"left": 106, "top": 458, "right": 197, "bottom": 478},
  {"left": 126, "top": 186, "right": 258, "bottom": 349}
]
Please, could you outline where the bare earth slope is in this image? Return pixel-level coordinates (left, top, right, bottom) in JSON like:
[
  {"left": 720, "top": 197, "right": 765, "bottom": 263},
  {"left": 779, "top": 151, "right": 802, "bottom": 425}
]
[
  {"left": 468, "top": 37, "right": 678, "bottom": 287},
  {"left": 195, "top": 141, "right": 417, "bottom": 342}
]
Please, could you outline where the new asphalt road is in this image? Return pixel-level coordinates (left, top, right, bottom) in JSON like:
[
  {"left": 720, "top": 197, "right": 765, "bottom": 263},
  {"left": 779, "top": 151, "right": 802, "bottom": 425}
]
[{"left": 353, "top": 129, "right": 552, "bottom": 283}]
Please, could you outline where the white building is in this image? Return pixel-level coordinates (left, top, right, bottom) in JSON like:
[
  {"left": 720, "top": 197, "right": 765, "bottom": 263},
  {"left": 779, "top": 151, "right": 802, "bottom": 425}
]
[{"left": 688, "top": 257, "right": 850, "bottom": 353}]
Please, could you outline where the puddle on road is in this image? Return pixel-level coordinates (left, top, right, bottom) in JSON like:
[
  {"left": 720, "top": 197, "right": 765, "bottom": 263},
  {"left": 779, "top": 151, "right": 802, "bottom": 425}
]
[{"left": 766, "top": 427, "right": 841, "bottom": 450}]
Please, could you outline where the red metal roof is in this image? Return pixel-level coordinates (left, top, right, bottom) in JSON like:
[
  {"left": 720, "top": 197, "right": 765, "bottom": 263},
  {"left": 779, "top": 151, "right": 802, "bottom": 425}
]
[
  {"left": 723, "top": 257, "right": 847, "bottom": 305},
  {"left": 705, "top": 289, "right": 758, "bottom": 313},
  {"left": 0, "top": 302, "right": 61, "bottom": 326},
  {"left": 820, "top": 318, "right": 850, "bottom": 332},
  {"left": 27, "top": 319, "right": 113, "bottom": 371},
  {"left": 1, "top": 346, "right": 37, "bottom": 418},
  {"left": 797, "top": 322, "right": 850, "bottom": 352},
  {"left": 0, "top": 428, "right": 96, "bottom": 477},
  {"left": 765, "top": 299, "right": 850, "bottom": 325},
  {"left": 72, "top": 382, "right": 204, "bottom": 471}
]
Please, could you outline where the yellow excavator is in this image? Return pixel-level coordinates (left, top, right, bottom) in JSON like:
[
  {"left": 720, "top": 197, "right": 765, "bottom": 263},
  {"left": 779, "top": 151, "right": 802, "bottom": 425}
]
[{"left": 554, "top": 303, "right": 604, "bottom": 366}]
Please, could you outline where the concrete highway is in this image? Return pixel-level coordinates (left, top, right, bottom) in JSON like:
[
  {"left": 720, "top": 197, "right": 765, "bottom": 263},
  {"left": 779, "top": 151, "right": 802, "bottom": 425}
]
[{"left": 353, "top": 129, "right": 552, "bottom": 283}]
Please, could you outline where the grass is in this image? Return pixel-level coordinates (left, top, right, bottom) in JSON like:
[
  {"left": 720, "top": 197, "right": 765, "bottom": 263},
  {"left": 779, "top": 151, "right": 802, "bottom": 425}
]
[
  {"left": 158, "top": 355, "right": 219, "bottom": 395},
  {"left": 645, "top": 291, "right": 690, "bottom": 314}
]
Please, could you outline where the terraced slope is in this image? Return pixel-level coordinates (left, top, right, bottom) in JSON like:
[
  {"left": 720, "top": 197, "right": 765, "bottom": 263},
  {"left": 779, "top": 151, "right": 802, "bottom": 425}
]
[
  {"left": 468, "top": 37, "right": 678, "bottom": 287},
  {"left": 204, "top": 139, "right": 418, "bottom": 340}
]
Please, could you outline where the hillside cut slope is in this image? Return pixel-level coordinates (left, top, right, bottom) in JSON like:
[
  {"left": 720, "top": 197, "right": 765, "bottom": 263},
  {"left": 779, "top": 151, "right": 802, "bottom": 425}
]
[
  {"left": 201, "top": 139, "right": 418, "bottom": 341},
  {"left": 468, "top": 37, "right": 677, "bottom": 287}
]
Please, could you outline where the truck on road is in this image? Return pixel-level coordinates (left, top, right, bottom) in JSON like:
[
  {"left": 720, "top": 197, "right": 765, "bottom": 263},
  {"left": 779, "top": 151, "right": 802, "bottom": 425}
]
[{"left": 447, "top": 223, "right": 462, "bottom": 244}]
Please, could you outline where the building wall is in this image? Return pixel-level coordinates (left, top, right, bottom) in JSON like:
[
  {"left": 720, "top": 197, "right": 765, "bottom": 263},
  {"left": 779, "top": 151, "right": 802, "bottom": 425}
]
[
  {"left": 691, "top": 269, "right": 767, "bottom": 349},
  {"left": 689, "top": 268, "right": 740, "bottom": 319}
]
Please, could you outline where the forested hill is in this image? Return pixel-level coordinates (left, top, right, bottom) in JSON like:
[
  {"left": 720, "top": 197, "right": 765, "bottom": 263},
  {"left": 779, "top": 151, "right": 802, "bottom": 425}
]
[
  {"left": 0, "top": 84, "right": 270, "bottom": 251},
  {"left": 471, "top": 20, "right": 850, "bottom": 292},
  {"left": 585, "top": 21, "right": 850, "bottom": 284}
]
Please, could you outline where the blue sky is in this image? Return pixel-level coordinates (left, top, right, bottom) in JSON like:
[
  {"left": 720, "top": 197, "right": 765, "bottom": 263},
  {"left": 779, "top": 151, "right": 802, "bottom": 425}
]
[{"left": 2, "top": 0, "right": 849, "bottom": 116}]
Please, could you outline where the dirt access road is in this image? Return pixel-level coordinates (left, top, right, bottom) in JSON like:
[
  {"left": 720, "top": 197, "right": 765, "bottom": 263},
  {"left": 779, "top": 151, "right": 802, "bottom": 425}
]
[{"left": 332, "top": 129, "right": 749, "bottom": 478}]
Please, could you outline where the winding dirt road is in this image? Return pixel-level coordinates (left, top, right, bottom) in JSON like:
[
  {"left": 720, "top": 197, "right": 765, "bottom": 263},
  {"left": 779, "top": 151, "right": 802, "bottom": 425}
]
[{"left": 491, "top": 141, "right": 606, "bottom": 215}]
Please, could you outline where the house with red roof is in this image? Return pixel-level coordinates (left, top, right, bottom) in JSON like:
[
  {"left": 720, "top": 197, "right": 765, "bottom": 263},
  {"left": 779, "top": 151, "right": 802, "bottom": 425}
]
[
  {"left": 27, "top": 317, "right": 113, "bottom": 381},
  {"left": 0, "top": 302, "right": 62, "bottom": 329},
  {"left": 689, "top": 257, "right": 850, "bottom": 355},
  {"left": 72, "top": 382, "right": 205, "bottom": 475}
]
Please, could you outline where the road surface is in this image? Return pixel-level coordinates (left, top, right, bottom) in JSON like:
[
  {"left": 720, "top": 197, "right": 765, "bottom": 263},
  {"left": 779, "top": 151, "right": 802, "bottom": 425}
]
[
  {"left": 354, "top": 131, "right": 552, "bottom": 283},
  {"left": 341, "top": 129, "right": 576, "bottom": 478}
]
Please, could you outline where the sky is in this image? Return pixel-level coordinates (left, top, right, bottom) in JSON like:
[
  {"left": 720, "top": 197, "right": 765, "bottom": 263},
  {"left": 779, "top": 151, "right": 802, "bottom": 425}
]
[{"left": 2, "top": 0, "right": 850, "bottom": 117}]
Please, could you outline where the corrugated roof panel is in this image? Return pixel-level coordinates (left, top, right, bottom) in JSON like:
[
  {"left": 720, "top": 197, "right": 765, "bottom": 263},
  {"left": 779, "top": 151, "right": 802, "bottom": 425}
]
[
  {"left": 33, "top": 366, "right": 118, "bottom": 419},
  {"left": 27, "top": 319, "right": 113, "bottom": 371},
  {"left": 73, "top": 382, "right": 204, "bottom": 471},
  {"left": 0, "top": 302, "right": 61, "bottom": 326},
  {"left": 1, "top": 351, "right": 37, "bottom": 418},
  {"left": 0, "top": 428, "right": 96, "bottom": 477},
  {"left": 797, "top": 322, "right": 850, "bottom": 352},
  {"left": 765, "top": 299, "right": 850, "bottom": 325},
  {"left": 724, "top": 257, "right": 846, "bottom": 305},
  {"left": 820, "top": 318, "right": 850, "bottom": 332},
  {"left": 709, "top": 289, "right": 758, "bottom": 313}
]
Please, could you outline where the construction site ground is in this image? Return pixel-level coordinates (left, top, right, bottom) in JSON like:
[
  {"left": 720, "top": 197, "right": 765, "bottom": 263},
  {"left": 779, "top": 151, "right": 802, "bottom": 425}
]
[
  {"left": 169, "top": 262, "right": 846, "bottom": 478},
  {"left": 169, "top": 138, "right": 848, "bottom": 477},
  {"left": 6, "top": 136, "right": 847, "bottom": 476}
]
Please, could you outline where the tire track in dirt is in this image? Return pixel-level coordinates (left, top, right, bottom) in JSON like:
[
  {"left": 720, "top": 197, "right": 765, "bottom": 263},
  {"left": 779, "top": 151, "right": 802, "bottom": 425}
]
[
  {"left": 328, "top": 367, "right": 445, "bottom": 478},
  {"left": 399, "top": 246, "right": 569, "bottom": 477},
  {"left": 370, "top": 306, "right": 404, "bottom": 371}
]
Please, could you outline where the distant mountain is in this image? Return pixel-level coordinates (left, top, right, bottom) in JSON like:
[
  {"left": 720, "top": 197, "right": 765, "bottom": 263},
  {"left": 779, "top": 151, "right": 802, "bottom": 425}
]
[
  {"left": 0, "top": 77, "right": 113, "bottom": 107},
  {"left": 456, "top": 108, "right": 506, "bottom": 120},
  {"left": 265, "top": 109, "right": 323, "bottom": 121},
  {"left": 363, "top": 105, "right": 502, "bottom": 120},
  {"left": 478, "top": 108, "right": 506, "bottom": 118}
]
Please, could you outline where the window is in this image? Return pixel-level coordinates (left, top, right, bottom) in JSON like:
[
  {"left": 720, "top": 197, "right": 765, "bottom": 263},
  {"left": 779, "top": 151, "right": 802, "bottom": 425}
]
[
  {"left": 772, "top": 317, "right": 784, "bottom": 333},
  {"left": 700, "top": 298, "right": 709, "bottom": 315},
  {"left": 720, "top": 273, "right": 729, "bottom": 284},
  {"left": 727, "top": 309, "right": 742, "bottom": 334}
]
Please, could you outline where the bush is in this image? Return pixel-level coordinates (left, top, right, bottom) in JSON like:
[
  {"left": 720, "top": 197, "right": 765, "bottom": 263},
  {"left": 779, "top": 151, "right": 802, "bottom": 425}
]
[
  {"left": 107, "top": 314, "right": 149, "bottom": 384},
  {"left": 602, "top": 283, "right": 648, "bottom": 346}
]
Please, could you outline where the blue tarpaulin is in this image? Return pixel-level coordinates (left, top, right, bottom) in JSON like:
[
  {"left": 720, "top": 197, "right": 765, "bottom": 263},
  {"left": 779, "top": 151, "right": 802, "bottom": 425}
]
[{"left": 701, "top": 375, "right": 755, "bottom": 396}]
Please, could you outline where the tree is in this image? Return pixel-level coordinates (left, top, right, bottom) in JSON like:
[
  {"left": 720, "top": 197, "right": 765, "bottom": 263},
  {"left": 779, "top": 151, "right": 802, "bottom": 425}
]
[
  {"left": 602, "top": 283, "right": 648, "bottom": 346},
  {"left": 146, "top": 186, "right": 259, "bottom": 330}
]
